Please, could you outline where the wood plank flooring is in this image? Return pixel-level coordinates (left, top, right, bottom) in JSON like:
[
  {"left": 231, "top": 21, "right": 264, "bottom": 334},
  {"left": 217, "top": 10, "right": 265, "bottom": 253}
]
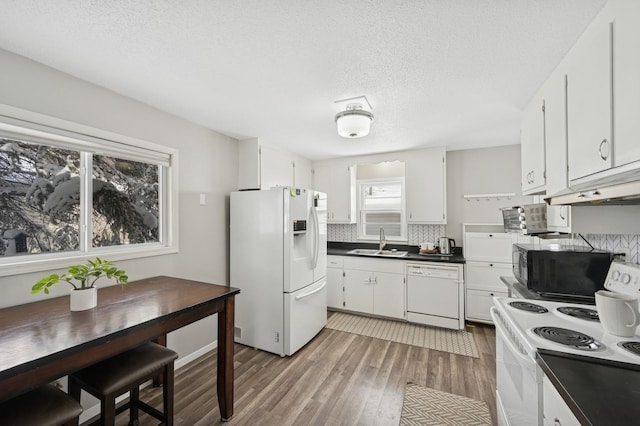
[{"left": 111, "top": 319, "right": 496, "bottom": 425}]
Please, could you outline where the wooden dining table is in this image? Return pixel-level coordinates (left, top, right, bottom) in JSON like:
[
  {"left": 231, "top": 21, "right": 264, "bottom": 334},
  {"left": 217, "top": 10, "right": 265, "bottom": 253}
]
[{"left": 0, "top": 276, "right": 240, "bottom": 421}]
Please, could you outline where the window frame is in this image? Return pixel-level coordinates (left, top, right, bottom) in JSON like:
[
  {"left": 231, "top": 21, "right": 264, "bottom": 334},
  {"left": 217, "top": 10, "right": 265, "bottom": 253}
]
[
  {"left": 356, "top": 177, "right": 407, "bottom": 242},
  {"left": 0, "top": 105, "right": 178, "bottom": 277}
]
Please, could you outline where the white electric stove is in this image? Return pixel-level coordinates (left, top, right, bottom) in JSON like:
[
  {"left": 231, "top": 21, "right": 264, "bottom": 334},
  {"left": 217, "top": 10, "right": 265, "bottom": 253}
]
[{"left": 491, "top": 261, "right": 640, "bottom": 426}]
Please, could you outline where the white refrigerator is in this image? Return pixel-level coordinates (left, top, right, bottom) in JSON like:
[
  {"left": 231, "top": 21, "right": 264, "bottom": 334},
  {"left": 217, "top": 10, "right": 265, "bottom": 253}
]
[{"left": 230, "top": 187, "right": 327, "bottom": 356}]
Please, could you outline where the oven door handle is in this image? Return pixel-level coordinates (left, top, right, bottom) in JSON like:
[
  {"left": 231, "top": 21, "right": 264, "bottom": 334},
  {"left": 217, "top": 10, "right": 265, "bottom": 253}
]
[{"left": 490, "top": 307, "right": 537, "bottom": 367}]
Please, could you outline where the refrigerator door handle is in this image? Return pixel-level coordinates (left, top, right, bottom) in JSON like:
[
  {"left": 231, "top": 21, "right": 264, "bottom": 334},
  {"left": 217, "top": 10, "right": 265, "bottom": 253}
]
[
  {"left": 311, "top": 201, "right": 320, "bottom": 269},
  {"left": 295, "top": 280, "right": 327, "bottom": 300}
]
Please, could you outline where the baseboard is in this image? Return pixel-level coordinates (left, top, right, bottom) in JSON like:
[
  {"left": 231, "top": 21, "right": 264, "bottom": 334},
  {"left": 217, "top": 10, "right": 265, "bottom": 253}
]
[
  {"left": 79, "top": 340, "right": 218, "bottom": 424},
  {"left": 175, "top": 340, "right": 217, "bottom": 369}
]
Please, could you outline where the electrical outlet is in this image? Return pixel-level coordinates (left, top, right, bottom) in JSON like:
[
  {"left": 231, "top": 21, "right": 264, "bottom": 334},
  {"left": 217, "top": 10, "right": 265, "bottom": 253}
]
[{"left": 620, "top": 246, "right": 630, "bottom": 261}]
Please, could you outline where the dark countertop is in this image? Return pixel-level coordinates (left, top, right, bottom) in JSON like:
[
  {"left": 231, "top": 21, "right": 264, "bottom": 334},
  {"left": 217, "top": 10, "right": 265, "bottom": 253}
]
[
  {"left": 537, "top": 349, "right": 640, "bottom": 426},
  {"left": 327, "top": 242, "right": 465, "bottom": 264}
]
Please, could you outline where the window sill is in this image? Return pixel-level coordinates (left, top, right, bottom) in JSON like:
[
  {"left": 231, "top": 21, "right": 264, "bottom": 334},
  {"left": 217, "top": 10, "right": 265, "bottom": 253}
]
[{"left": 0, "top": 245, "right": 178, "bottom": 278}]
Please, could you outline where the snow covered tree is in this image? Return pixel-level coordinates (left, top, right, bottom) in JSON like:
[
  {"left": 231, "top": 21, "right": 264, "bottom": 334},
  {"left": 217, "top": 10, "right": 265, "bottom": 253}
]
[{"left": 0, "top": 138, "right": 159, "bottom": 256}]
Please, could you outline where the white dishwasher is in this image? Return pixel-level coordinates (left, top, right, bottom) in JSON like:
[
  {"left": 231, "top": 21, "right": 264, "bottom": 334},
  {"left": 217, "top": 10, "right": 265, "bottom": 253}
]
[{"left": 406, "top": 263, "right": 463, "bottom": 330}]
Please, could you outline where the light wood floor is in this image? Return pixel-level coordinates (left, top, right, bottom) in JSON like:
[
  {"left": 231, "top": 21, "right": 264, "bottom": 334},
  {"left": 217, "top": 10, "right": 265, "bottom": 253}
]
[{"left": 112, "top": 318, "right": 497, "bottom": 425}]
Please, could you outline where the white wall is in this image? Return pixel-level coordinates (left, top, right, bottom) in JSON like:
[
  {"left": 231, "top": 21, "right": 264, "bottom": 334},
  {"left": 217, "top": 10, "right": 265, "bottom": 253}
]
[
  {"left": 446, "top": 144, "right": 531, "bottom": 243},
  {"left": 0, "top": 48, "right": 238, "bottom": 359}
]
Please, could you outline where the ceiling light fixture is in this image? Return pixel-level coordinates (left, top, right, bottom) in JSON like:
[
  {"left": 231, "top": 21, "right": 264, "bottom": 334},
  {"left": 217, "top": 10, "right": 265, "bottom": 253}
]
[{"left": 335, "top": 102, "right": 374, "bottom": 138}]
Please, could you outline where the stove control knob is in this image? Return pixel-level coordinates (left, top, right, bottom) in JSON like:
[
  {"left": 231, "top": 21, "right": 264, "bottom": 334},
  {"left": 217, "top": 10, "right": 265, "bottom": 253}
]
[
  {"left": 612, "top": 270, "right": 621, "bottom": 281},
  {"left": 621, "top": 273, "right": 631, "bottom": 285}
]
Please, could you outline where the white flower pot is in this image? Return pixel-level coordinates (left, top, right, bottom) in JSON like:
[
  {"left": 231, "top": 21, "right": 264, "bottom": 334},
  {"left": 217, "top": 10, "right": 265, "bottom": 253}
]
[{"left": 70, "top": 287, "right": 97, "bottom": 311}]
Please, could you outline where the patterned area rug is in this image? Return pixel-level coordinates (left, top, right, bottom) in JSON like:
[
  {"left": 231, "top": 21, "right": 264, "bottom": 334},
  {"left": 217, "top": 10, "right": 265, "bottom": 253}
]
[
  {"left": 400, "top": 383, "right": 492, "bottom": 425},
  {"left": 326, "top": 312, "right": 479, "bottom": 358}
]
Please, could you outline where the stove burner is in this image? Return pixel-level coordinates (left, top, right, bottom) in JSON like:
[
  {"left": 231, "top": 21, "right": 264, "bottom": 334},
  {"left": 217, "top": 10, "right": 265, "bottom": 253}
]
[
  {"left": 509, "top": 301, "right": 548, "bottom": 313},
  {"left": 532, "top": 327, "right": 602, "bottom": 351},
  {"left": 618, "top": 342, "right": 640, "bottom": 357},
  {"left": 557, "top": 306, "right": 599, "bottom": 321}
]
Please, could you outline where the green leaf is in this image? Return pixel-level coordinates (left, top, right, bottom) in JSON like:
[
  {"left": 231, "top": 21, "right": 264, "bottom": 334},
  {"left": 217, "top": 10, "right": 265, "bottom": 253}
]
[{"left": 31, "top": 258, "right": 128, "bottom": 295}]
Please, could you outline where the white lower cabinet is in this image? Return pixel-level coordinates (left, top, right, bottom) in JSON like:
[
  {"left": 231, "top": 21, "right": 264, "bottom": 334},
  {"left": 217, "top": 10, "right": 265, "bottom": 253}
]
[
  {"left": 327, "top": 256, "right": 344, "bottom": 309},
  {"left": 466, "top": 289, "right": 508, "bottom": 323},
  {"left": 543, "top": 375, "right": 581, "bottom": 426},
  {"left": 372, "top": 271, "right": 405, "bottom": 319},
  {"left": 344, "top": 269, "right": 375, "bottom": 313},
  {"left": 465, "top": 261, "right": 511, "bottom": 323},
  {"left": 342, "top": 257, "right": 406, "bottom": 320},
  {"left": 464, "top": 230, "right": 514, "bottom": 324}
]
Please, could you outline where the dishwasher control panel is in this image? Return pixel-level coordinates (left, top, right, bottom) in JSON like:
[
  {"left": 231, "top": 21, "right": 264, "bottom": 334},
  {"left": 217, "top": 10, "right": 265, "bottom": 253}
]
[{"left": 407, "top": 264, "right": 459, "bottom": 280}]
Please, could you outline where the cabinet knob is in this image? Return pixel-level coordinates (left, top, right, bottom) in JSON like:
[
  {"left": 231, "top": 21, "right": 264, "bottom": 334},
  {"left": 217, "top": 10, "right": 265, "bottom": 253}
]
[
  {"left": 489, "top": 263, "right": 494, "bottom": 267},
  {"left": 490, "top": 293, "right": 494, "bottom": 296},
  {"left": 489, "top": 234, "right": 493, "bottom": 237},
  {"left": 554, "top": 418, "right": 561, "bottom": 426}
]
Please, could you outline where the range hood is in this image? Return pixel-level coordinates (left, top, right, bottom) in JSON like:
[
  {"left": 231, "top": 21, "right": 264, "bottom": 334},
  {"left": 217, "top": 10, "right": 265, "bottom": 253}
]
[{"left": 546, "top": 180, "right": 640, "bottom": 206}]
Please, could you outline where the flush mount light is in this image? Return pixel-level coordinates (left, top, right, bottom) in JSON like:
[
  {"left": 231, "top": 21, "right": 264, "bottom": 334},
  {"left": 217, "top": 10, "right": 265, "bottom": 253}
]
[{"left": 335, "top": 100, "right": 374, "bottom": 138}]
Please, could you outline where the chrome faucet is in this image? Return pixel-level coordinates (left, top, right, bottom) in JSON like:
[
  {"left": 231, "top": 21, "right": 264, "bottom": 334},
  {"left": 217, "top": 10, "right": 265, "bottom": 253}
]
[{"left": 379, "top": 227, "right": 386, "bottom": 252}]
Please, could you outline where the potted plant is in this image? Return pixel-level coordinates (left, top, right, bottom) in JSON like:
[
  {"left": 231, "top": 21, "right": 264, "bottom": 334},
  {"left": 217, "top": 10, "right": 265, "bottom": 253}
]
[{"left": 32, "top": 257, "right": 128, "bottom": 311}]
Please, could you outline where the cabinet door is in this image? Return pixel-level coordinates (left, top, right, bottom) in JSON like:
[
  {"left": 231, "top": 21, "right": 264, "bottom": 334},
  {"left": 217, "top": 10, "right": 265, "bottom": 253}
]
[
  {"left": 343, "top": 269, "right": 374, "bottom": 314},
  {"left": 566, "top": 21, "right": 612, "bottom": 181},
  {"left": 238, "top": 138, "right": 261, "bottom": 190},
  {"left": 542, "top": 376, "right": 581, "bottom": 426},
  {"left": 612, "top": 1, "right": 640, "bottom": 168},
  {"left": 466, "top": 289, "right": 507, "bottom": 323},
  {"left": 464, "top": 232, "right": 514, "bottom": 262},
  {"left": 373, "top": 272, "right": 405, "bottom": 319},
  {"left": 261, "top": 145, "right": 295, "bottom": 189},
  {"left": 405, "top": 148, "right": 446, "bottom": 224},
  {"left": 521, "top": 96, "right": 546, "bottom": 195},
  {"left": 313, "top": 164, "right": 355, "bottom": 224},
  {"left": 547, "top": 205, "right": 571, "bottom": 233},
  {"left": 544, "top": 71, "right": 569, "bottom": 196},
  {"left": 465, "top": 261, "right": 512, "bottom": 292},
  {"left": 327, "top": 267, "right": 344, "bottom": 309}
]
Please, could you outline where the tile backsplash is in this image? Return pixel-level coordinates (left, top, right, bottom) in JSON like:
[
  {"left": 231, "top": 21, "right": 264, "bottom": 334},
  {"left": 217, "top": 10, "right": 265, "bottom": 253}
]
[
  {"left": 328, "top": 224, "right": 446, "bottom": 246},
  {"left": 569, "top": 234, "right": 639, "bottom": 264}
]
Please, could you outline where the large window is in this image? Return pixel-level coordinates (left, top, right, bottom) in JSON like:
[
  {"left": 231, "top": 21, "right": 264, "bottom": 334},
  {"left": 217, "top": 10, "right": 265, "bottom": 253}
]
[
  {"left": 0, "top": 108, "right": 176, "bottom": 274},
  {"left": 357, "top": 178, "right": 406, "bottom": 241},
  {"left": 0, "top": 140, "right": 81, "bottom": 255}
]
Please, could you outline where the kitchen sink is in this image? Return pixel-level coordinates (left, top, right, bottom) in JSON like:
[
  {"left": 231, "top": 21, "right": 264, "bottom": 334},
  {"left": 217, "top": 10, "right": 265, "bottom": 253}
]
[{"left": 346, "top": 249, "right": 408, "bottom": 257}]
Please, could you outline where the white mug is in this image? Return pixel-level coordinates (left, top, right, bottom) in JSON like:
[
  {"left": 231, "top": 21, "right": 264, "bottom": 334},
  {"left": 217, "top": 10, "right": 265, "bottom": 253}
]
[
  {"left": 420, "top": 242, "right": 435, "bottom": 250},
  {"left": 595, "top": 290, "right": 640, "bottom": 337}
]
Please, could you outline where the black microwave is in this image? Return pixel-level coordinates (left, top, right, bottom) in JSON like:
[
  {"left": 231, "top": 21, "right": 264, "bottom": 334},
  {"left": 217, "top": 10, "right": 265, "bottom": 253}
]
[{"left": 512, "top": 244, "right": 614, "bottom": 302}]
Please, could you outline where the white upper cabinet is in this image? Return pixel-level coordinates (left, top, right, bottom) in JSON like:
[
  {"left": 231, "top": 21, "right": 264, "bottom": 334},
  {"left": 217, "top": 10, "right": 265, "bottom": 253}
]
[
  {"left": 543, "top": 70, "right": 569, "bottom": 196},
  {"left": 238, "top": 138, "right": 312, "bottom": 190},
  {"left": 238, "top": 138, "right": 262, "bottom": 190},
  {"left": 611, "top": 0, "right": 640, "bottom": 169},
  {"left": 261, "top": 144, "right": 295, "bottom": 189},
  {"left": 523, "top": 0, "right": 640, "bottom": 198},
  {"left": 547, "top": 205, "right": 571, "bottom": 232},
  {"left": 313, "top": 163, "right": 356, "bottom": 223},
  {"left": 566, "top": 19, "right": 613, "bottom": 182},
  {"left": 405, "top": 147, "right": 447, "bottom": 224},
  {"left": 520, "top": 94, "right": 546, "bottom": 195}
]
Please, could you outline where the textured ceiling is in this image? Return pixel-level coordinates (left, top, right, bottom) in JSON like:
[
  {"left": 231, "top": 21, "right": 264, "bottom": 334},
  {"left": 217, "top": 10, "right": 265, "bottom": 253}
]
[{"left": 0, "top": 0, "right": 607, "bottom": 160}]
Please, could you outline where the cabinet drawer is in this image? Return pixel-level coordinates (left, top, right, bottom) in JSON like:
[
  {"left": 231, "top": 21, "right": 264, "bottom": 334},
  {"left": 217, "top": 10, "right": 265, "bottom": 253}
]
[
  {"left": 466, "top": 289, "right": 507, "bottom": 322},
  {"left": 464, "top": 232, "right": 514, "bottom": 262},
  {"left": 328, "top": 255, "right": 344, "bottom": 268},
  {"left": 465, "top": 261, "right": 512, "bottom": 291}
]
